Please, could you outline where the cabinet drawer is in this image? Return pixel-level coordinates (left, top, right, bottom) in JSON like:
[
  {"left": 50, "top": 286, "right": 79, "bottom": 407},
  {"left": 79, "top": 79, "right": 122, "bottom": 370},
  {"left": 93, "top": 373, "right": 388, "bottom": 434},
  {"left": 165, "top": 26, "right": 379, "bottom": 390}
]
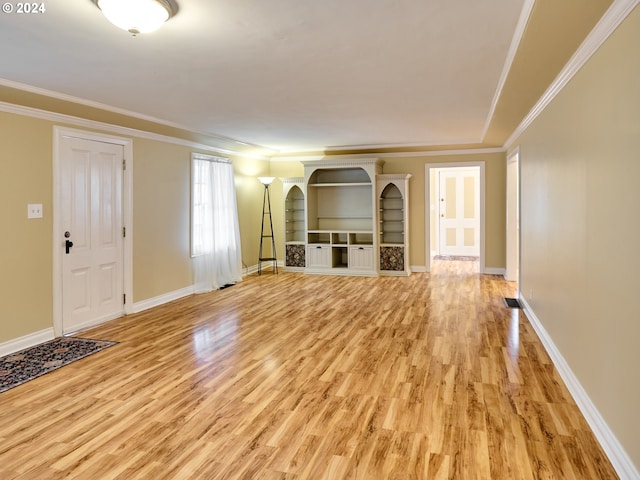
[
  {"left": 349, "top": 246, "right": 374, "bottom": 271},
  {"left": 307, "top": 245, "right": 331, "bottom": 268}
]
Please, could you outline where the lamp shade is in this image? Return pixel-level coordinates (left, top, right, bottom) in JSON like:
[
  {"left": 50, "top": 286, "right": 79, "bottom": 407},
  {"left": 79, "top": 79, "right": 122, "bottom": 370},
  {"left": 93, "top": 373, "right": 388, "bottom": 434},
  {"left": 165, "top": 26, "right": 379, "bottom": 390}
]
[
  {"left": 258, "top": 177, "right": 275, "bottom": 186},
  {"left": 95, "top": 0, "right": 177, "bottom": 35}
]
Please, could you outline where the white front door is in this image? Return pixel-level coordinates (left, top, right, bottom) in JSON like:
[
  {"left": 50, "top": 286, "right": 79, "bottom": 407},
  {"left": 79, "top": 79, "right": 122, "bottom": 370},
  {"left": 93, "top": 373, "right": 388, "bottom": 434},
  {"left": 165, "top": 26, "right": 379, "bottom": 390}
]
[
  {"left": 60, "top": 136, "right": 124, "bottom": 334},
  {"left": 438, "top": 167, "right": 480, "bottom": 256}
]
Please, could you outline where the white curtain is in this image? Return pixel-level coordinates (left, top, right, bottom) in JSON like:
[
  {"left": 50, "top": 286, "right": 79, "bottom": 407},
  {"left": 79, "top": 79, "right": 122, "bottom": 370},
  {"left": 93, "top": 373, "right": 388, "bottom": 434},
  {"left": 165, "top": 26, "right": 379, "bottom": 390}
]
[{"left": 192, "top": 155, "right": 242, "bottom": 293}]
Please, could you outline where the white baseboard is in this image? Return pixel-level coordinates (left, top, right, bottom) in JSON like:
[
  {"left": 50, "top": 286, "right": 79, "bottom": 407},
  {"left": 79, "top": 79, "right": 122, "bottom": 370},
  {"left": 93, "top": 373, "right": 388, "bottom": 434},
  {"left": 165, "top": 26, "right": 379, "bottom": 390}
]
[
  {"left": 520, "top": 297, "right": 640, "bottom": 480},
  {"left": 244, "top": 264, "right": 259, "bottom": 275},
  {"left": 245, "top": 261, "right": 284, "bottom": 276},
  {"left": 0, "top": 328, "right": 55, "bottom": 357},
  {"left": 133, "top": 264, "right": 287, "bottom": 314},
  {"left": 484, "top": 267, "right": 506, "bottom": 275},
  {"left": 132, "top": 286, "right": 195, "bottom": 314},
  {"left": 410, "top": 265, "right": 427, "bottom": 273}
]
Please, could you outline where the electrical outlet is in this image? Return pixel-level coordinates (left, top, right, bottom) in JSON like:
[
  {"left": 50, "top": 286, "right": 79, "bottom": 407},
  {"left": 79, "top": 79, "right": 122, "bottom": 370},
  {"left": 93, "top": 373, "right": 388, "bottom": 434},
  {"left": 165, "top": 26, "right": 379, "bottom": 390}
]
[{"left": 28, "top": 203, "right": 43, "bottom": 219}]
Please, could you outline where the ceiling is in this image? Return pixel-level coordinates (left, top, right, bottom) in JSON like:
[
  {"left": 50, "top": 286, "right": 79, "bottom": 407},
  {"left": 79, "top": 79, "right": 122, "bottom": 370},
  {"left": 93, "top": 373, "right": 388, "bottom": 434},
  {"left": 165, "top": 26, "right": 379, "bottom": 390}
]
[{"left": 0, "top": 0, "right": 612, "bottom": 156}]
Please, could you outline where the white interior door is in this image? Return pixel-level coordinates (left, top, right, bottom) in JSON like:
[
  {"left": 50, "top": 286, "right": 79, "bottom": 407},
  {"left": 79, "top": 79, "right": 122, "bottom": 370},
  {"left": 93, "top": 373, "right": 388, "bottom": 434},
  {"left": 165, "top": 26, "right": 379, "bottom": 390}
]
[
  {"left": 438, "top": 167, "right": 480, "bottom": 256},
  {"left": 60, "top": 136, "right": 124, "bottom": 334}
]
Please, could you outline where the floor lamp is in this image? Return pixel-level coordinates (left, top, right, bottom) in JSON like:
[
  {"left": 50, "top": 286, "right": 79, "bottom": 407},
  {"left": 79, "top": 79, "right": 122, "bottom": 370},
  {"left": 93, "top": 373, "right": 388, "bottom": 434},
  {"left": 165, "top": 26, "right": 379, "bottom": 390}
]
[{"left": 258, "top": 177, "right": 277, "bottom": 275}]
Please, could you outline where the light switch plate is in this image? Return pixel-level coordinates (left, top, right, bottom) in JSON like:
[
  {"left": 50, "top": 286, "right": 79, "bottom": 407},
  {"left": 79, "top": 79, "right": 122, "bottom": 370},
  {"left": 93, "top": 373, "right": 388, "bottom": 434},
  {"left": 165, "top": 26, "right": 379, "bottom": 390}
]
[{"left": 28, "top": 203, "right": 43, "bottom": 219}]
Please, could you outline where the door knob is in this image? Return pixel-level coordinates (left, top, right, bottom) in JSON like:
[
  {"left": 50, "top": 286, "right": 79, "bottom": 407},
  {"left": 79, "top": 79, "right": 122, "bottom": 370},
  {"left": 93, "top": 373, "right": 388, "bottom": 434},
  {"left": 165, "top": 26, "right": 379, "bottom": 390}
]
[{"left": 65, "top": 239, "right": 73, "bottom": 254}]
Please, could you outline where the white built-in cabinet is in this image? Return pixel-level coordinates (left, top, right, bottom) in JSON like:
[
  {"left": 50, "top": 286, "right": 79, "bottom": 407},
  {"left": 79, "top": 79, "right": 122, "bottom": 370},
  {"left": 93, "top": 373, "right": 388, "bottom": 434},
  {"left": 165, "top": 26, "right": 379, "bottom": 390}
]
[
  {"left": 282, "top": 178, "right": 306, "bottom": 271},
  {"left": 304, "top": 159, "right": 381, "bottom": 276},
  {"left": 281, "top": 159, "right": 410, "bottom": 277},
  {"left": 377, "top": 174, "right": 411, "bottom": 276}
]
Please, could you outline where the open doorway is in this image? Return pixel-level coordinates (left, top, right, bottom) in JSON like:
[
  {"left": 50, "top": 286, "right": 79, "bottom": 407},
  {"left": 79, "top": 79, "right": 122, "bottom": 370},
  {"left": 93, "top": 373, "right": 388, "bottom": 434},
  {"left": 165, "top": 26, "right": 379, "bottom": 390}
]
[
  {"left": 425, "top": 162, "right": 485, "bottom": 273},
  {"left": 505, "top": 148, "right": 520, "bottom": 283}
]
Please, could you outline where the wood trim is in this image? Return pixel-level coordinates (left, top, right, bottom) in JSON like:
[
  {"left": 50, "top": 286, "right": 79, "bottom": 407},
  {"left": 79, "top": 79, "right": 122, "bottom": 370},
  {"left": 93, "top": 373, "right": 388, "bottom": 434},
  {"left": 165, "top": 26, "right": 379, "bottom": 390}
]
[
  {"left": 0, "top": 328, "right": 54, "bottom": 357},
  {"left": 52, "top": 127, "right": 133, "bottom": 336},
  {"left": 424, "top": 162, "right": 486, "bottom": 273},
  {"left": 132, "top": 285, "right": 196, "bottom": 314}
]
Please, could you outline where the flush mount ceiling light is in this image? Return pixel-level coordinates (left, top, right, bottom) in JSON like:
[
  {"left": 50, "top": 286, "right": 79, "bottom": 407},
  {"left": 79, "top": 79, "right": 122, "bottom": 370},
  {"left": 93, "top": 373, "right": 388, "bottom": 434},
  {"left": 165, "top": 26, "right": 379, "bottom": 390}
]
[{"left": 92, "top": 0, "right": 178, "bottom": 36}]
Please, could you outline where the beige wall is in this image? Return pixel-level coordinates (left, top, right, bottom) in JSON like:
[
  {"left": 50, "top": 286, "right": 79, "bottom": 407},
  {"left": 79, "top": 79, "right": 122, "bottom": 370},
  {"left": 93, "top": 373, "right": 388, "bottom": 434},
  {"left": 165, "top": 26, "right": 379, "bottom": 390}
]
[
  {"left": 132, "top": 139, "right": 193, "bottom": 301},
  {"left": 0, "top": 111, "right": 267, "bottom": 343},
  {"left": 513, "top": 6, "right": 640, "bottom": 469},
  {"left": 0, "top": 112, "right": 54, "bottom": 341},
  {"left": 270, "top": 152, "right": 506, "bottom": 270}
]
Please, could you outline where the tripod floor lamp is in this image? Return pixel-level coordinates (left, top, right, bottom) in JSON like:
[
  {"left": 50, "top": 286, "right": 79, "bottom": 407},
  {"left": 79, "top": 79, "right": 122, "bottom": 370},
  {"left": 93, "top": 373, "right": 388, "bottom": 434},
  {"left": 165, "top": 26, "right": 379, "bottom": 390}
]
[{"left": 258, "top": 177, "right": 277, "bottom": 275}]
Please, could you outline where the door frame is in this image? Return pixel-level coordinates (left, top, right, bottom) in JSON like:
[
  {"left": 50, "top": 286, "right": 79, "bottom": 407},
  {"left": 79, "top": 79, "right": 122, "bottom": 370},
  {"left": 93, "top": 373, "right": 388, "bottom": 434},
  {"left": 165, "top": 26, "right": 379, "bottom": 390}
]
[
  {"left": 505, "top": 146, "right": 520, "bottom": 283},
  {"left": 425, "top": 161, "right": 485, "bottom": 273},
  {"left": 52, "top": 126, "right": 133, "bottom": 337},
  {"left": 434, "top": 166, "right": 481, "bottom": 257}
]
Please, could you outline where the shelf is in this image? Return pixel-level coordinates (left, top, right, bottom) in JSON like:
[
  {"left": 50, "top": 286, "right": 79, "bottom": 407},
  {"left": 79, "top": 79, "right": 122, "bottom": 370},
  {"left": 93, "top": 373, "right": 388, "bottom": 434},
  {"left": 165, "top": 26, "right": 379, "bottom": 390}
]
[
  {"left": 381, "top": 235, "right": 404, "bottom": 244},
  {"left": 308, "top": 229, "right": 373, "bottom": 233},
  {"left": 308, "top": 182, "right": 371, "bottom": 187},
  {"left": 308, "top": 231, "right": 331, "bottom": 244},
  {"left": 317, "top": 216, "right": 372, "bottom": 219},
  {"left": 285, "top": 183, "right": 306, "bottom": 253},
  {"left": 332, "top": 247, "right": 349, "bottom": 268},
  {"left": 331, "top": 232, "right": 348, "bottom": 245}
]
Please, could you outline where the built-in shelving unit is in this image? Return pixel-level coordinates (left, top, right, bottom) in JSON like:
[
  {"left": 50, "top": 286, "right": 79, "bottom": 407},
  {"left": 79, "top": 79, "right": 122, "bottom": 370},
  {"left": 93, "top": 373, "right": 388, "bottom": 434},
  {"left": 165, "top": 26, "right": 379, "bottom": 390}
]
[
  {"left": 377, "top": 174, "right": 411, "bottom": 276},
  {"left": 282, "top": 178, "right": 306, "bottom": 271},
  {"left": 303, "top": 159, "right": 382, "bottom": 276},
  {"left": 283, "top": 162, "right": 411, "bottom": 277}
]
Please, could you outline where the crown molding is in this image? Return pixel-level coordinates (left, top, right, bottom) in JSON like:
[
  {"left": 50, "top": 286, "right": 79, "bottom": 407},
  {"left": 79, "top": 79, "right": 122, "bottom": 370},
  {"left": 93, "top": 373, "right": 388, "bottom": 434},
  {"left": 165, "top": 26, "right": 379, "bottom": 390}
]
[
  {"left": 0, "top": 100, "right": 271, "bottom": 160},
  {"left": 482, "top": 0, "right": 535, "bottom": 141},
  {"left": 504, "top": 0, "right": 640, "bottom": 149},
  {"left": 271, "top": 147, "right": 505, "bottom": 162},
  {"left": 0, "top": 78, "right": 273, "bottom": 157},
  {"left": 321, "top": 137, "right": 482, "bottom": 152}
]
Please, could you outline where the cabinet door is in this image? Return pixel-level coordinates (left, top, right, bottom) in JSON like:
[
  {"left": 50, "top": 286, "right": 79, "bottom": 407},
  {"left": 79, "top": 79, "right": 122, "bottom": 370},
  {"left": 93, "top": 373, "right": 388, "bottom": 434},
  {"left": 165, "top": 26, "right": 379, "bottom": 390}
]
[
  {"left": 349, "top": 246, "right": 374, "bottom": 271},
  {"left": 307, "top": 245, "right": 331, "bottom": 268}
]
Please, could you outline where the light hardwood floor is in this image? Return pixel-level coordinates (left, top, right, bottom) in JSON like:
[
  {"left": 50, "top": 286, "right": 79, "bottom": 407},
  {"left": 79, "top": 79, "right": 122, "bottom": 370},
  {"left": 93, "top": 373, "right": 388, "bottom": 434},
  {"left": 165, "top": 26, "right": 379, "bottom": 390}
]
[{"left": 0, "top": 260, "right": 618, "bottom": 479}]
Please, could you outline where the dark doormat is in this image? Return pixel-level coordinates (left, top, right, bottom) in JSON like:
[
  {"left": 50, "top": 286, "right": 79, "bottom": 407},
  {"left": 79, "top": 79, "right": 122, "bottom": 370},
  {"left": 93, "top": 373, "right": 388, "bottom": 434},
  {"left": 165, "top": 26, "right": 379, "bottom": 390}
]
[
  {"left": 0, "top": 337, "right": 117, "bottom": 393},
  {"left": 504, "top": 297, "right": 521, "bottom": 309}
]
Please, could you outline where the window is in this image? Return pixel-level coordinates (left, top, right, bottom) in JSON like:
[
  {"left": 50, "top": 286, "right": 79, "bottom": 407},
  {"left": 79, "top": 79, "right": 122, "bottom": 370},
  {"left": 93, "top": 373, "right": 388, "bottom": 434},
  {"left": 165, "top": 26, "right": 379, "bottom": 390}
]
[{"left": 191, "top": 153, "right": 242, "bottom": 291}]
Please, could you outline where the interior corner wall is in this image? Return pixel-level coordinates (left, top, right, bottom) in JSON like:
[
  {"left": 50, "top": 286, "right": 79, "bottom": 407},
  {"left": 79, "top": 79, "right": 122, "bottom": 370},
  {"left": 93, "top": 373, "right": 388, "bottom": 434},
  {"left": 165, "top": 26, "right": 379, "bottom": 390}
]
[
  {"left": 231, "top": 156, "right": 273, "bottom": 271},
  {"left": 513, "top": 5, "right": 640, "bottom": 471}
]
